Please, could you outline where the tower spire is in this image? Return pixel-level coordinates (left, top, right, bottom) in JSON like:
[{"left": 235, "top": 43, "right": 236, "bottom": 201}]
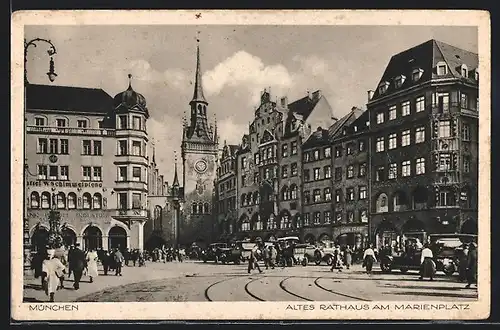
[
  {"left": 190, "top": 38, "right": 207, "bottom": 105},
  {"left": 172, "top": 151, "right": 180, "bottom": 187}
]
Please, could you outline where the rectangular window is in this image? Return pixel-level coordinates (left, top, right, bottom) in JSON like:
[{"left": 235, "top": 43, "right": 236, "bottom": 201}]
[
  {"left": 335, "top": 189, "right": 342, "bottom": 203},
  {"left": 416, "top": 96, "right": 425, "bottom": 112},
  {"left": 118, "top": 166, "right": 127, "bottom": 181},
  {"left": 376, "top": 112, "right": 385, "bottom": 124},
  {"left": 462, "top": 124, "right": 471, "bottom": 141},
  {"left": 60, "top": 166, "right": 69, "bottom": 180},
  {"left": 388, "top": 133, "right": 397, "bottom": 149},
  {"left": 334, "top": 167, "right": 342, "bottom": 181},
  {"left": 376, "top": 166, "right": 385, "bottom": 182},
  {"left": 438, "top": 191, "right": 456, "bottom": 207},
  {"left": 313, "top": 189, "right": 321, "bottom": 203},
  {"left": 324, "top": 211, "right": 331, "bottom": 224},
  {"left": 56, "top": 119, "right": 66, "bottom": 127},
  {"left": 464, "top": 157, "right": 471, "bottom": 173},
  {"left": 282, "top": 144, "right": 288, "bottom": 158},
  {"left": 346, "top": 143, "right": 354, "bottom": 155},
  {"left": 291, "top": 163, "right": 298, "bottom": 176},
  {"left": 93, "top": 140, "right": 102, "bottom": 155},
  {"left": 359, "top": 140, "right": 366, "bottom": 152},
  {"left": 346, "top": 188, "right": 355, "bottom": 201},
  {"left": 241, "top": 157, "right": 247, "bottom": 169},
  {"left": 133, "top": 116, "right": 141, "bottom": 130},
  {"left": 98, "top": 121, "right": 103, "bottom": 128},
  {"left": 303, "top": 152, "right": 310, "bottom": 162},
  {"left": 49, "top": 139, "right": 58, "bottom": 154},
  {"left": 335, "top": 147, "right": 342, "bottom": 157},
  {"left": 264, "top": 169, "right": 270, "bottom": 180},
  {"left": 254, "top": 153, "right": 260, "bottom": 165},
  {"left": 359, "top": 163, "right": 367, "bottom": 177},
  {"left": 132, "top": 193, "right": 141, "bottom": 209},
  {"left": 82, "top": 140, "right": 92, "bottom": 155},
  {"left": 49, "top": 165, "right": 58, "bottom": 180},
  {"left": 388, "top": 163, "right": 397, "bottom": 179},
  {"left": 303, "top": 213, "right": 310, "bottom": 226},
  {"left": 324, "top": 188, "right": 332, "bottom": 201},
  {"left": 119, "top": 116, "right": 127, "bottom": 129},
  {"left": 38, "top": 138, "right": 48, "bottom": 153},
  {"left": 93, "top": 166, "right": 102, "bottom": 181},
  {"left": 401, "top": 101, "right": 410, "bottom": 116},
  {"left": 359, "top": 186, "right": 367, "bottom": 200},
  {"left": 303, "top": 169, "right": 310, "bottom": 182},
  {"left": 313, "top": 212, "right": 321, "bottom": 225},
  {"left": 439, "top": 121, "right": 451, "bottom": 138},
  {"left": 304, "top": 191, "right": 310, "bottom": 205},
  {"left": 416, "top": 158, "right": 426, "bottom": 175},
  {"left": 360, "top": 210, "right": 368, "bottom": 223},
  {"left": 376, "top": 137, "right": 385, "bottom": 152},
  {"left": 347, "top": 165, "right": 354, "bottom": 179},
  {"left": 291, "top": 141, "right": 298, "bottom": 155},
  {"left": 313, "top": 150, "right": 320, "bottom": 161},
  {"left": 401, "top": 129, "right": 411, "bottom": 147},
  {"left": 439, "top": 154, "right": 451, "bottom": 171},
  {"left": 415, "top": 126, "right": 425, "bottom": 143},
  {"left": 118, "top": 193, "right": 127, "bottom": 210},
  {"left": 118, "top": 140, "right": 127, "bottom": 155},
  {"left": 282, "top": 165, "right": 288, "bottom": 178},
  {"left": 389, "top": 105, "right": 397, "bottom": 120},
  {"left": 77, "top": 120, "right": 87, "bottom": 128},
  {"left": 35, "top": 117, "right": 45, "bottom": 126},
  {"left": 437, "top": 64, "right": 448, "bottom": 76},
  {"left": 38, "top": 165, "right": 47, "bottom": 179},
  {"left": 241, "top": 174, "right": 247, "bottom": 186},
  {"left": 324, "top": 165, "right": 331, "bottom": 179},
  {"left": 254, "top": 172, "right": 260, "bottom": 184},
  {"left": 60, "top": 139, "right": 69, "bottom": 154},
  {"left": 132, "top": 141, "right": 141, "bottom": 156},
  {"left": 437, "top": 93, "right": 450, "bottom": 112},
  {"left": 335, "top": 212, "right": 342, "bottom": 223},
  {"left": 82, "top": 166, "right": 91, "bottom": 181},
  {"left": 347, "top": 211, "right": 354, "bottom": 223},
  {"left": 461, "top": 93, "right": 468, "bottom": 109},
  {"left": 132, "top": 166, "right": 141, "bottom": 181},
  {"left": 402, "top": 160, "right": 411, "bottom": 177},
  {"left": 313, "top": 168, "right": 320, "bottom": 180},
  {"left": 324, "top": 147, "right": 331, "bottom": 158}
]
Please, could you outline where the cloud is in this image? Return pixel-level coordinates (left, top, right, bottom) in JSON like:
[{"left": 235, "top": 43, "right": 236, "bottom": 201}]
[
  {"left": 123, "top": 59, "right": 189, "bottom": 89},
  {"left": 217, "top": 117, "right": 247, "bottom": 146},
  {"left": 293, "top": 55, "right": 329, "bottom": 77},
  {"left": 203, "top": 51, "right": 293, "bottom": 105}
]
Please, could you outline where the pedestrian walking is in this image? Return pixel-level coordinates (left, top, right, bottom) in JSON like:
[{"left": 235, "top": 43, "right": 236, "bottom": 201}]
[
  {"left": 465, "top": 242, "right": 478, "bottom": 288},
  {"left": 114, "top": 248, "right": 124, "bottom": 276},
  {"left": 262, "top": 244, "right": 270, "bottom": 270},
  {"left": 419, "top": 244, "right": 436, "bottom": 281},
  {"left": 247, "top": 244, "right": 263, "bottom": 274},
  {"left": 458, "top": 243, "right": 469, "bottom": 282},
  {"left": 362, "top": 244, "right": 377, "bottom": 274},
  {"left": 344, "top": 245, "right": 353, "bottom": 270},
  {"left": 86, "top": 249, "right": 99, "bottom": 283},
  {"left": 53, "top": 245, "right": 67, "bottom": 289},
  {"left": 68, "top": 243, "right": 86, "bottom": 290},
  {"left": 66, "top": 245, "right": 75, "bottom": 279},
  {"left": 268, "top": 245, "right": 276, "bottom": 269},
  {"left": 101, "top": 250, "right": 111, "bottom": 275},
  {"left": 42, "top": 249, "right": 66, "bottom": 302},
  {"left": 330, "top": 245, "right": 343, "bottom": 272}
]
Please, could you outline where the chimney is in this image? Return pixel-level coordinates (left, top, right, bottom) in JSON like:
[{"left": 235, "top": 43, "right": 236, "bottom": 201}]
[
  {"left": 367, "top": 90, "right": 374, "bottom": 101},
  {"left": 280, "top": 96, "right": 288, "bottom": 108},
  {"left": 312, "top": 90, "right": 321, "bottom": 101}
]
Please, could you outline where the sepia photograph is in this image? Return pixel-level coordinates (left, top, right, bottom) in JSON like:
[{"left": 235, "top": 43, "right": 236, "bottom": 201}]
[{"left": 11, "top": 10, "right": 490, "bottom": 320}]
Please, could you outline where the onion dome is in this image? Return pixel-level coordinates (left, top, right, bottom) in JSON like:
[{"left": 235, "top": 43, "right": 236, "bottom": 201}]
[{"left": 113, "top": 74, "right": 149, "bottom": 117}]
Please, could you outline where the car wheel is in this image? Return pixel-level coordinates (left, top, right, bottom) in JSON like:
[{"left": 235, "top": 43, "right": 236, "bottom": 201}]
[
  {"left": 326, "top": 256, "right": 333, "bottom": 266},
  {"left": 443, "top": 263, "right": 456, "bottom": 276},
  {"left": 302, "top": 257, "right": 308, "bottom": 267},
  {"left": 400, "top": 266, "right": 409, "bottom": 274},
  {"left": 314, "top": 252, "right": 322, "bottom": 265},
  {"left": 380, "top": 262, "right": 392, "bottom": 273},
  {"left": 235, "top": 259, "right": 241, "bottom": 265}
]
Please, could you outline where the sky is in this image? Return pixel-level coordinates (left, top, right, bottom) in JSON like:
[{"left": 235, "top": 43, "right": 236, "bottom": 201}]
[{"left": 25, "top": 25, "right": 478, "bottom": 184}]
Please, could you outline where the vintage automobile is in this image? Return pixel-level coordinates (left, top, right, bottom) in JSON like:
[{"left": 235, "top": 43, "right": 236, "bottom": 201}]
[
  {"left": 218, "top": 244, "right": 242, "bottom": 265},
  {"left": 276, "top": 236, "right": 300, "bottom": 267},
  {"left": 202, "top": 243, "right": 229, "bottom": 263},
  {"left": 292, "top": 243, "right": 317, "bottom": 266},
  {"left": 379, "top": 234, "right": 477, "bottom": 276},
  {"left": 236, "top": 240, "right": 257, "bottom": 261},
  {"left": 314, "top": 240, "right": 336, "bottom": 266}
]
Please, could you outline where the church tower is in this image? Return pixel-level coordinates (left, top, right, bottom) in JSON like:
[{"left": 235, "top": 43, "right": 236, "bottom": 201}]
[{"left": 181, "top": 41, "right": 218, "bottom": 247}]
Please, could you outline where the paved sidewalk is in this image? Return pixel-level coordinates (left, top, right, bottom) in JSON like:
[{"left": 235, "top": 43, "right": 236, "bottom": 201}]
[{"left": 23, "top": 261, "right": 202, "bottom": 303}]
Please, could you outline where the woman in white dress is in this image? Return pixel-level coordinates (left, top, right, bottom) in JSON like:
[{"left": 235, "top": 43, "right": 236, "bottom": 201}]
[
  {"left": 86, "top": 249, "right": 99, "bottom": 283},
  {"left": 42, "top": 249, "right": 66, "bottom": 302}
]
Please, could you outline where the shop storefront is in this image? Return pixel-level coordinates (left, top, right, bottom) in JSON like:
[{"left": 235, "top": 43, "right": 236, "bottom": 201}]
[{"left": 332, "top": 225, "right": 368, "bottom": 251}]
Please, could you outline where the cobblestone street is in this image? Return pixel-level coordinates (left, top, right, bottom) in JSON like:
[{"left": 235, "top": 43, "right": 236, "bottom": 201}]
[{"left": 23, "top": 260, "right": 478, "bottom": 303}]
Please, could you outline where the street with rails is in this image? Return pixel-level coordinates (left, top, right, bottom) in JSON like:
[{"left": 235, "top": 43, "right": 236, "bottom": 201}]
[{"left": 23, "top": 259, "right": 477, "bottom": 303}]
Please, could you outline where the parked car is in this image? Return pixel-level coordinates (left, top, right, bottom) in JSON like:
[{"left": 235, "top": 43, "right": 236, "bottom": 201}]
[
  {"left": 219, "top": 245, "right": 242, "bottom": 265},
  {"left": 202, "top": 243, "right": 228, "bottom": 263},
  {"left": 292, "top": 243, "right": 317, "bottom": 266},
  {"left": 314, "top": 240, "right": 336, "bottom": 266}
]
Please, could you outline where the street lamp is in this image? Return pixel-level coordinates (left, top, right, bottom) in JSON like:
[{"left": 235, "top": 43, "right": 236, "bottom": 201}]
[{"left": 23, "top": 38, "right": 57, "bottom": 268}]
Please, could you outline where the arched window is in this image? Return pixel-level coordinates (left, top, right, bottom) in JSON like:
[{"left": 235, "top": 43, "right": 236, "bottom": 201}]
[
  {"left": 375, "top": 193, "right": 389, "bottom": 213},
  {"left": 290, "top": 185, "right": 298, "bottom": 200},
  {"left": 267, "top": 214, "right": 277, "bottom": 230},
  {"left": 281, "top": 213, "right": 291, "bottom": 229},
  {"left": 93, "top": 193, "right": 102, "bottom": 209},
  {"left": 30, "top": 192, "right": 40, "bottom": 209},
  {"left": 282, "top": 186, "right": 289, "bottom": 201},
  {"left": 246, "top": 194, "right": 252, "bottom": 206},
  {"left": 252, "top": 191, "right": 259, "bottom": 205},
  {"left": 198, "top": 104, "right": 202, "bottom": 115},
  {"left": 241, "top": 194, "right": 247, "bottom": 207},
  {"left": 41, "top": 192, "right": 51, "bottom": 209},
  {"left": 56, "top": 192, "right": 66, "bottom": 209},
  {"left": 67, "top": 192, "right": 77, "bottom": 209},
  {"left": 192, "top": 203, "right": 197, "bottom": 214},
  {"left": 82, "top": 193, "right": 92, "bottom": 209},
  {"left": 204, "top": 203, "right": 210, "bottom": 214}
]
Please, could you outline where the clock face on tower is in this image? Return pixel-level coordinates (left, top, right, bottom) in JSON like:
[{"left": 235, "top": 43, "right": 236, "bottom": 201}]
[{"left": 194, "top": 159, "right": 208, "bottom": 174}]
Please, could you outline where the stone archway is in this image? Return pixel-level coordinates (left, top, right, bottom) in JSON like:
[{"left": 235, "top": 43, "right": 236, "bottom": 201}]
[
  {"left": 61, "top": 227, "right": 77, "bottom": 247},
  {"left": 108, "top": 226, "right": 128, "bottom": 251},
  {"left": 82, "top": 226, "right": 103, "bottom": 251},
  {"left": 31, "top": 226, "right": 49, "bottom": 252}
]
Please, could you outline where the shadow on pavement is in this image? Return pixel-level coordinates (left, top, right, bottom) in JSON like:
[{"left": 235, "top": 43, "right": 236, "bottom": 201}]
[
  {"left": 23, "top": 297, "right": 45, "bottom": 303},
  {"left": 24, "top": 283, "right": 43, "bottom": 291},
  {"left": 382, "top": 283, "right": 468, "bottom": 291},
  {"left": 386, "top": 291, "right": 478, "bottom": 299}
]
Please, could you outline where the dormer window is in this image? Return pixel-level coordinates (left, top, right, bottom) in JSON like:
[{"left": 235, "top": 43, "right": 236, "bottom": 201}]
[
  {"left": 460, "top": 64, "right": 468, "bottom": 78},
  {"left": 436, "top": 62, "right": 448, "bottom": 76},
  {"left": 412, "top": 68, "right": 424, "bottom": 82},
  {"left": 394, "top": 75, "right": 406, "bottom": 88},
  {"left": 378, "top": 81, "right": 389, "bottom": 95},
  {"left": 474, "top": 68, "right": 479, "bottom": 81}
]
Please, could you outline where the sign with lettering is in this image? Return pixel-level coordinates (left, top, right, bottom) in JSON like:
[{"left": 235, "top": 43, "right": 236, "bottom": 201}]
[
  {"left": 27, "top": 210, "right": 111, "bottom": 221},
  {"left": 26, "top": 181, "right": 103, "bottom": 188},
  {"left": 332, "top": 225, "right": 368, "bottom": 238}
]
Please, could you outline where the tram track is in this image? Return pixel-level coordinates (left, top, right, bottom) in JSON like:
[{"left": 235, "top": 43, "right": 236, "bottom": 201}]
[
  {"left": 313, "top": 277, "right": 371, "bottom": 301},
  {"left": 278, "top": 277, "right": 313, "bottom": 301}
]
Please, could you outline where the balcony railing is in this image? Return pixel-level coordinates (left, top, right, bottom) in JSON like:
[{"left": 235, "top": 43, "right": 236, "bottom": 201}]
[
  {"left": 114, "top": 209, "right": 148, "bottom": 217},
  {"left": 27, "top": 126, "right": 116, "bottom": 136},
  {"left": 431, "top": 138, "right": 459, "bottom": 151}
]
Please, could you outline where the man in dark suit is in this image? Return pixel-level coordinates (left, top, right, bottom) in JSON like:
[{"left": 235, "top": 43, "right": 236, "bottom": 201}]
[{"left": 68, "top": 243, "right": 87, "bottom": 290}]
